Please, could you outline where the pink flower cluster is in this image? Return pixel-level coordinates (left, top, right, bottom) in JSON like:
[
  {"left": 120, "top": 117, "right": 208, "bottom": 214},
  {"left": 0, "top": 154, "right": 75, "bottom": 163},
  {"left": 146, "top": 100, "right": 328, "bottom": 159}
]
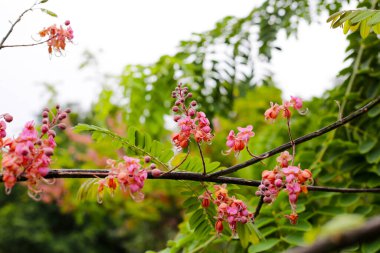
[
  {"left": 1, "top": 106, "right": 70, "bottom": 200},
  {"left": 255, "top": 151, "right": 312, "bottom": 224},
  {"left": 199, "top": 184, "right": 253, "bottom": 235},
  {"left": 97, "top": 156, "right": 148, "bottom": 203},
  {"left": 0, "top": 113, "right": 13, "bottom": 140},
  {"left": 225, "top": 125, "right": 255, "bottom": 156},
  {"left": 39, "top": 20, "right": 74, "bottom": 55},
  {"left": 264, "top": 96, "right": 303, "bottom": 121},
  {"left": 171, "top": 84, "right": 213, "bottom": 150}
]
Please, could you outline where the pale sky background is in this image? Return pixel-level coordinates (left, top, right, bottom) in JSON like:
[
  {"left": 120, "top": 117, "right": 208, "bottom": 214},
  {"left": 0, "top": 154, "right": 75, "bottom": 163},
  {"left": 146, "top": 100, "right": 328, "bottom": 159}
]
[{"left": 0, "top": 0, "right": 351, "bottom": 134}]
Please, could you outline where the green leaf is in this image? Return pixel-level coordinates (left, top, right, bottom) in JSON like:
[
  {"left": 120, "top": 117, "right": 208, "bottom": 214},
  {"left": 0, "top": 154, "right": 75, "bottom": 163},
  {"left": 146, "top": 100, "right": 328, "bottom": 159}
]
[
  {"left": 343, "top": 20, "right": 351, "bottom": 34},
  {"left": 248, "top": 239, "right": 280, "bottom": 253},
  {"left": 360, "top": 18, "right": 371, "bottom": 39},
  {"left": 366, "top": 144, "right": 380, "bottom": 164},
  {"left": 368, "top": 105, "right": 380, "bottom": 118},
  {"left": 73, "top": 124, "right": 172, "bottom": 170},
  {"left": 367, "top": 11, "right": 380, "bottom": 25},
  {"left": 359, "top": 138, "right": 377, "bottom": 154},
  {"left": 362, "top": 240, "right": 380, "bottom": 253},
  {"left": 237, "top": 223, "right": 250, "bottom": 248},
  {"left": 40, "top": 8, "right": 58, "bottom": 17},
  {"left": 351, "top": 10, "right": 375, "bottom": 24},
  {"left": 326, "top": 10, "right": 346, "bottom": 23},
  {"left": 281, "top": 233, "right": 305, "bottom": 246},
  {"left": 39, "top": 0, "right": 49, "bottom": 3},
  {"left": 373, "top": 23, "right": 380, "bottom": 34},
  {"left": 189, "top": 209, "right": 204, "bottom": 229},
  {"left": 338, "top": 195, "right": 360, "bottom": 207}
]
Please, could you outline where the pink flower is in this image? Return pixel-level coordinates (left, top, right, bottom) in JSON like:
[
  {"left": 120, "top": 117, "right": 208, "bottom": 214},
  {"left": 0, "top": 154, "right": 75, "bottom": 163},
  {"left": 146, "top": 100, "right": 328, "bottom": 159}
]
[
  {"left": 290, "top": 96, "right": 303, "bottom": 110},
  {"left": 0, "top": 120, "right": 6, "bottom": 138},
  {"left": 225, "top": 125, "right": 255, "bottom": 156},
  {"left": 282, "top": 166, "right": 300, "bottom": 175},
  {"left": 264, "top": 102, "right": 280, "bottom": 121},
  {"left": 98, "top": 156, "right": 147, "bottom": 203},
  {"left": 276, "top": 151, "right": 293, "bottom": 168},
  {"left": 236, "top": 125, "right": 255, "bottom": 143}
]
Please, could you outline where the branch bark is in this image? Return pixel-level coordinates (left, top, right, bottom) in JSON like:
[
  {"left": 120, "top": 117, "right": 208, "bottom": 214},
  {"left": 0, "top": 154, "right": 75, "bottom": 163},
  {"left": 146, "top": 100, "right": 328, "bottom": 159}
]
[
  {"left": 287, "top": 215, "right": 380, "bottom": 253},
  {"left": 2, "top": 169, "right": 380, "bottom": 193},
  {"left": 207, "top": 96, "right": 380, "bottom": 178}
]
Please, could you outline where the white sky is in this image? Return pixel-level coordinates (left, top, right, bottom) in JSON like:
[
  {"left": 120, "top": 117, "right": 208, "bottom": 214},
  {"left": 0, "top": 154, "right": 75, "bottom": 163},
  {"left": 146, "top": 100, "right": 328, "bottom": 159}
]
[{"left": 0, "top": 0, "right": 350, "bottom": 134}]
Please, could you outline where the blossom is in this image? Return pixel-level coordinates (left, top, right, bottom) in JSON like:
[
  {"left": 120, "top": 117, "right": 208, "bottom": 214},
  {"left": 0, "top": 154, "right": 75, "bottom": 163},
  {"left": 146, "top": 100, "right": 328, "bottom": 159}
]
[
  {"left": 97, "top": 156, "right": 148, "bottom": 203},
  {"left": 265, "top": 96, "right": 304, "bottom": 121},
  {"left": 39, "top": 21, "right": 74, "bottom": 55},
  {"left": 264, "top": 102, "right": 280, "bottom": 121},
  {"left": 236, "top": 125, "right": 255, "bottom": 143},
  {"left": 200, "top": 184, "right": 253, "bottom": 235},
  {"left": 0, "top": 120, "right": 6, "bottom": 138},
  {"left": 225, "top": 125, "right": 255, "bottom": 156},
  {"left": 257, "top": 163, "right": 312, "bottom": 224},
  {"left": 290, "top": 96, "right": 303, "bottom": 110},
  {"left": 276, "top": 151, "right": 293, "bottom": 168},
  {"left": 171, "top": 84, "right": 213, "bottom": 149},
  {"left": 1, "top": 106, "right": 70, "bottom": 199}
]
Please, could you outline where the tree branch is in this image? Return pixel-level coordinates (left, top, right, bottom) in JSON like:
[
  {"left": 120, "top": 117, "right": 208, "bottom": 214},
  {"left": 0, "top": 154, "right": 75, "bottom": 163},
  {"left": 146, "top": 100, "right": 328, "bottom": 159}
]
[
  {"left": 1, "top": 169, "right": 380, "bottom": 193},
  {"left": 0, "top": 37, "right": 54, "bottom": 49},
  {"left": 207, "top": 96, "right": 380, "bottom": 178},
  {"left": 0, "top": 3, "right": 36, "bottom": 49},
  {"left": 287, "top": 215, "right": 380, "bottom": 253}
]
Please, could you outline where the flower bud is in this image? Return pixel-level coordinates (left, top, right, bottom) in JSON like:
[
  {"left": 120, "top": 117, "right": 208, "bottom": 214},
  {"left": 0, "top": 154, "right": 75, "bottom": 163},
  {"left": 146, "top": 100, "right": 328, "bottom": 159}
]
[
  {"left": 150, "top": 163, "right": 157, "bottom": 169},
  {"left": 41, "top": 124, "right": 49, "bottom": 134},
  {"left": 188, "top": 108, "right": 195, "bottom": 117},
  {"left": 173, "top": 115, "right": 181, "bottom": 122},
  {"left": 65, "top": 108, "right": 71, "bottom": 114},
  {"left": 44, "top": 147, "right": 54, "bottom": 156},
  {"left": 42, "top": 111, "right": 49, "bottom": 118},
  {"left": 191, "top": 100, "right": 197, "bottom": 106},
  {"left": 144, "top": 156, "right": 151, "bottom": 163},
  {"left": 42, "top": 118, "right": 49, "bottom": 124},
  {"left": 151, "top": 168, "right": 161, "bottom": 177},
  {"left": 275, "top": 178, "right": 283, "bottom": 188},
  {"left": 215, "top": 220, "right": 224, "bottom": 234},
  {"left": 64, "top": 20, "right": 71, "bottom": 26},
  {"left": 172, "top": 106, "right": 179, "bottom": 112},
  {"left": 201, "top": 198, "right": 210, "bottom": 208},
  {"left": 57, "top": 123, "right": 66, "bottom": 130},
  {"left": 48, "top": 130, "right": 56, "bottom": 137},
  {"left": 263, "top": 196, "right": 272, "bottom": 203},
  {"left": 187, "top": 92, "right": 193, "bottom": 98},
  {"left": 58, "top": 113, "right": 67, "bottom": 120},
  {"left": 3, "top": 113, "right": 13, "bottom": 123}
]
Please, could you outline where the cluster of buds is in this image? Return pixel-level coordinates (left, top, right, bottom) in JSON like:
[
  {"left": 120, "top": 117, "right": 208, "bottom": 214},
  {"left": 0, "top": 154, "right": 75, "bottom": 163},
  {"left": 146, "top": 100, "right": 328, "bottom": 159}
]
[
  {"left": 97, "top": 156, "right": 148, "bottom": 203},
  {"left": 1, "top": 106, "right": 70, "bottom": 200},
  {"left": 171, "top": 83, "right": 213, "bottom": 150},
  {"left": 225, "top": 125, "right": 255, "bottom": 156},
  {"left": 0, "top": 113, "right": 13, "bottom": 140},
  {"left": 255, "top": 151, "right": 312, "bottom": 224},
  {"left": 199, "top": 184, "right": 253, "bottom": 235},
  {"left": 39, "top": 20, "right": 74, "bottom": 55},
  {"left": 264, "top": 96, "right": 303, "bottom": 121}
]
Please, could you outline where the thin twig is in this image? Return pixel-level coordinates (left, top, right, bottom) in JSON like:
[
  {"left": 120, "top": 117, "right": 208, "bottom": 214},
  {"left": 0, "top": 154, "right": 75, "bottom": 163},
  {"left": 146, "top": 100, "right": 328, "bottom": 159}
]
[
  {"left": 162, "top": 148, "right": 190, "bottom": 175},
  {"left": 0, "top": 2, "right": 37, "bottom": 49},
  {"left": 253, "top": 195, "right": 264, "bottom": 219},
  {"left": 0, "top": 37, "right": 54, "bottom": 49},
  {"left": 286, "top": 119, "right": 295, "bottom": 166},
  {"left": 197, "top": 142, "right": 207, "bottom": 175},
  {"left": 246, "top": 146, "right": 266, "bottom": 166},
  {"left": 287, "top": 215, "right": 380, "bottom": 253},
  {"left": 208, "top": 96, "right": 380, "bottom": 178},
  {"left": 2, "top": 169, "right": 380, "bottom": 193}
]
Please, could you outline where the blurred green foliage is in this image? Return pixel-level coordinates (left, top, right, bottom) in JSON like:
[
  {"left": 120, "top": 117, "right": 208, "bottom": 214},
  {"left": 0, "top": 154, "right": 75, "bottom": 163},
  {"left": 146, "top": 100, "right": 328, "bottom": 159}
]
[{"left": 2, "top": 0, "right": 380, "bottom": 252}]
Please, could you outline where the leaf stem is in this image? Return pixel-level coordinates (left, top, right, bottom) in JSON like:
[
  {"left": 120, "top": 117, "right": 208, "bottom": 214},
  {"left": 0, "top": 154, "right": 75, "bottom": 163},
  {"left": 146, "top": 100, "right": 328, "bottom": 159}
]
[{"left": 197, "top": 142, "right": 207, "bottom": 175}]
